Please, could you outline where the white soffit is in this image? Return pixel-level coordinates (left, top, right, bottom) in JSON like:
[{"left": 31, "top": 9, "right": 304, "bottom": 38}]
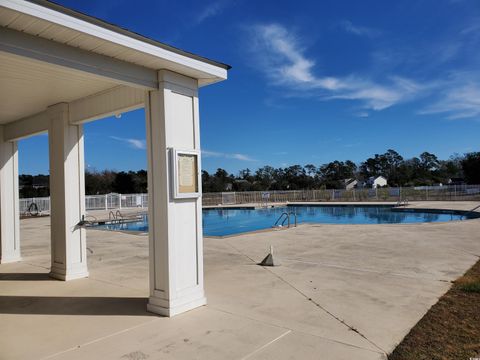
[
  {"left": 0, "top": 51, "right": 118, "bottom": 124},
  {"left": 0, "top": 0, "right": 229, "bottom": 86}
]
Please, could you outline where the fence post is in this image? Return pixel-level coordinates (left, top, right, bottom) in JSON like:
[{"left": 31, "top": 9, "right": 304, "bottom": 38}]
[
  {"left": 119, "top": 193, "right": 122, "bottom": 209},
  {"left": 105, "top": 194, "right": 108, "bottom": 210}
]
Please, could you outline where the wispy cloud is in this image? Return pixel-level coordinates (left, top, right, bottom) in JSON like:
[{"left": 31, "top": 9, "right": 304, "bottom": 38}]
[
  {"left": 325, "top": 76, "right": 423, "bottom": 110},
  {"left": 202, "top": 150, "right": 257, "bottom": 161},
  {"left": 110, "top": 136, "right": 146, "bottom": 150},
  {"left": 356, "top": 112, "right": 369, "bottom": 118},
  {"left": 340, "top": 20, "right": 381, "bottom": 38},
  {"left": 420, "top": 74, "right": 480, "bottom": 120},
  {"left": 195, "top": 0, "right": 232, "bottom": 24},
  {"left": 248, "top": 23, "right": 423, "bottom": 110},
  {"left": 461, "top": 22, "right": 480, "bottom": 35}
]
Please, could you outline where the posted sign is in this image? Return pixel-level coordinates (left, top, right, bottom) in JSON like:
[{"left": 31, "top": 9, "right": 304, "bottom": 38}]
[{"left": 171, "top": 149, "right": 200, "bottom": 199}]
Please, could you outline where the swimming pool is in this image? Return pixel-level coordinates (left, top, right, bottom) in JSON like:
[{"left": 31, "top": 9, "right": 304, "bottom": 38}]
[{"left": 94, "top": 205, "right": 480, "bottom": 236}]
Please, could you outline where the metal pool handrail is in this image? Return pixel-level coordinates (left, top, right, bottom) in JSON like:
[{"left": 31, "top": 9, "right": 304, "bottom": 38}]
[
  {"left": 274, "top": 212, "right": 297, "bottom": 228},
  {"left": 464, "top": 203, "right": 480, "bottom": 218},
  {"left": 395, "top": 199, "right": 409, "bottom": 207}
]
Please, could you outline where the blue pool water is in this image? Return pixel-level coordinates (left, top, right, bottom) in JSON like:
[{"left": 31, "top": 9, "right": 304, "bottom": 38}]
[{"left": 95, "top": 205, "right": 479, "bottom": 236}]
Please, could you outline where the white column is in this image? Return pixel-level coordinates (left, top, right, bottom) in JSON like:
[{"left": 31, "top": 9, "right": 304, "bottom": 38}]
[
  {"left": 0, "top": 126, "right": 20, "bottom": 263},
  {"left": 145, "top": 70, "right": 205, "bottom": 316},
  {"left": 48, "top": 103, "right": 88, "bottom": 280}
]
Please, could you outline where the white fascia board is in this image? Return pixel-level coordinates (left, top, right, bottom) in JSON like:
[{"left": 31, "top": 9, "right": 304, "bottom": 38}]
[{"left": 1, "top": 0, "right": 228, "bottom": 82}]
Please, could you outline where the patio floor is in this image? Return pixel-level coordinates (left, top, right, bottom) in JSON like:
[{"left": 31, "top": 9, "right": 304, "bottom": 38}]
[{"left": 1, "top": 201, "right": 479, "bottom": 359}]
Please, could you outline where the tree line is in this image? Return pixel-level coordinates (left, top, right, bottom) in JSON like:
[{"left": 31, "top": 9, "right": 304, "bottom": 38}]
[
  {"left": 19, "top": 150, "right": 480, "bottom": 197},
  {"left": 202, "top": 150, "right": 480, "bottom": 192},
  {"left": 20, "top": 170, "right": 148, "bottom": 198}
]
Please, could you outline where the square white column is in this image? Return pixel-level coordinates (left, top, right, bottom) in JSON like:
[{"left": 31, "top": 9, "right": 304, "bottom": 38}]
[
  {"left": 48, "top": 103, "right": 88, "bottom": 280},
  {"left": 0, "top": 126, "right": 20, "bottom": 264},
  {"left": 145, "top": 70, "right": 206, "bottom": 316}
]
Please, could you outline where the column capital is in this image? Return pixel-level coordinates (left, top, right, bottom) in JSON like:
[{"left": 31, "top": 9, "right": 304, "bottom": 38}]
[
  {"left": 47, "top": 102, "right": 69, "bottom": 113},
  {"left": 47, "top": 103, "right": 70, "bottom": 124},
  {"left": 157, "top": 70, "right": 198, "bottom": 92}
]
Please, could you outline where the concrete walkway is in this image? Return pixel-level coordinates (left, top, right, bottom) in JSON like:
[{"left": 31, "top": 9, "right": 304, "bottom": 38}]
[{"left": 1, "top": 201, "right": 479, "bottom": 359}]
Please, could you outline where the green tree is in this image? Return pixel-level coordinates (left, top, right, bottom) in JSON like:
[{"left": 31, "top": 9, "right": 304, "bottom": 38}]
[
  {"left": 318, "top": 160, "right": 357, "bottom": 189},
  {"left": 254, "top": 166, "right": 276, "bottom": 190},
  {"left": 461, "top": 152, "right": 480, "bottom": 184},
  {"left": 112, "top": 172, "right": 135, "bottom": 194}
]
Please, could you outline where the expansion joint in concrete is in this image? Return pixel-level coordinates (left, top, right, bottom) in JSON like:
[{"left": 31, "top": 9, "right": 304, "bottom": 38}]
[{"left": 225, "top": 240, "right": 388, "bottom": 355}]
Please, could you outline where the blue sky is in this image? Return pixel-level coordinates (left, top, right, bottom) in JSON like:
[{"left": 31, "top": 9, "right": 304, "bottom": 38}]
[{"left": 19, "top": 0, "right": 480, "bottom": 175}]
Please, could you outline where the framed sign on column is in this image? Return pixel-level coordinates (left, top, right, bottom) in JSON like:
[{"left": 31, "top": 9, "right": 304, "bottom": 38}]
[{"left": 170, "top": 149, "right": 200, "bottom": 199}]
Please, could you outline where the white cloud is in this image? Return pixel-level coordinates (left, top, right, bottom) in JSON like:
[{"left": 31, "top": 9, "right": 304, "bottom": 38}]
[
  {"left": 461, "top": 22, "right": 480, "bottom": 35},
  {"left": 195, "top": 0, "right": 232, "bottom": 24},
  {"left": 356, "top": 112, "right": 369, "bottom": 118},
  {"left": 340, "top": 20, "right": 381, "bottom": 38},
  {"left": 325, "top": 76, "right": 423, "bottom": 110},
  {"left": 249, "top": 23, "right": 423, "bottom": 111},
  {"left": 202, "top": 150, "right": 257, "bottom": 161},
  {"left": 201, "top": 150, "right": 223, "bottom": 157},
  {"left": 420, "top": 80, "right": 480, "bottom": 120},
  {"left": 110, "top": 136, "right": 146, "bottom": 150}
]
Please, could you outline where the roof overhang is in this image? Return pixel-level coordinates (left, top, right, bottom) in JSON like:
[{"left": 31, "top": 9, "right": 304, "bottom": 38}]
[{"left": 0, "top": 0, "right": 229, "bottom": 125}]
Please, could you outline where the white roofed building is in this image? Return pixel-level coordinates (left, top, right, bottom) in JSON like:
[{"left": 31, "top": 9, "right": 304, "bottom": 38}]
[{"left": 0, "top": 0, "right": 229, "bottom": 317}]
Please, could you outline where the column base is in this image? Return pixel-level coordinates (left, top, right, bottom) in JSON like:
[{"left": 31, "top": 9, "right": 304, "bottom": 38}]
[
  {"left": 49, "top": 266, "right": 89, "bottom": 281},
  {"left": 147, "top": 294, "right": 207, "bottom": 317},
  {"left": 0, "top": 255, "right": 21, "bottom": 264}
]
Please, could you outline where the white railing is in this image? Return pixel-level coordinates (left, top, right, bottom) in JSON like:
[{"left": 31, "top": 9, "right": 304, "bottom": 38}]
[
  {"left": 18, "top": 185, "right": 480, "bottom": 214},
  {"left": 20, "top": 193, "right": 148, "bottom": 214},
  {"left": 202, "top": 185, "right": 480, "bottom": 205},
  {"left": 20, "top": 197, "right": 51, "bottom": 213}
]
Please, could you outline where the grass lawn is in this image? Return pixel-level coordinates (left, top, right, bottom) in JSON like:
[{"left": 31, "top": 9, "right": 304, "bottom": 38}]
[{"left": 389, "top": 259, "right": 480, "bottom": 360}]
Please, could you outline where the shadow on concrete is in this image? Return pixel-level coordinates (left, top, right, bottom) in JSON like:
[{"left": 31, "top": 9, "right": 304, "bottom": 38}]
[
  {"left": 0, "top": 273, "right": 52, "bottom": 281},
  {"left": 0, "top": 296, "right": 153, "bottom": 316}
]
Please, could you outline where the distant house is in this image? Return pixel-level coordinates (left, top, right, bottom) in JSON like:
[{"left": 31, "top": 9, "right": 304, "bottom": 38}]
[
  {"left": 343, "top": 178, "right": 358, "bottom": 190},
  {"left": 367, "top": 176, "right": 388, "bottom": 189}
]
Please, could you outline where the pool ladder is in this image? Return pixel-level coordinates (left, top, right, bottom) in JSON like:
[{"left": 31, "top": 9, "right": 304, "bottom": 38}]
[
  {"left": 108, "top": 210, "right": 124, "bottom": 223},
  {"left": 396, "top": 199, "right": 409, "bottom": 207},
  {"left": 464, "top": 203, "right": 480, "bottom": 218},
  {"left": 273, "top": 212, "right": 297, "bottom": 228}
]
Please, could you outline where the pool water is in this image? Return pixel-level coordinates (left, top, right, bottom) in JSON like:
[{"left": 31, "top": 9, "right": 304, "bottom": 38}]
[{"left": 95, "top": 205, "right": 479, "bottom": 237}]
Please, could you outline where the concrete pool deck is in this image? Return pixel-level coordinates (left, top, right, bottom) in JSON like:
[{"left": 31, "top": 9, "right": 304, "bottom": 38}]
[{"left": 1, "top": 201, "right": 480, "bottom": 359}]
